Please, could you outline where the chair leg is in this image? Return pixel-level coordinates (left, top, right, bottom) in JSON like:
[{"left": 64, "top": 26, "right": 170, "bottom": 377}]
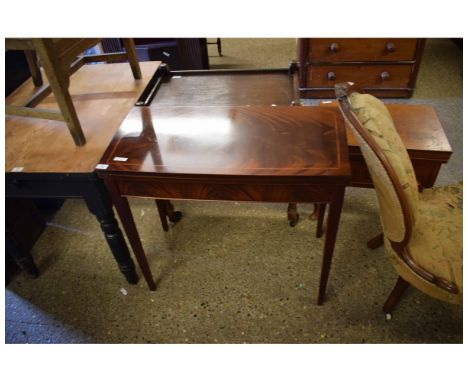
[
  {"left": 24, "top": 50, "right": 43, "bottom": 87},
  {"left": 33, "top": 39, "right": 86, "bottom": 146},
  {"left": 217, "top": 38, "right": 222, "bottom": 56},
  {"left": 367, "top": 232, "right": 384, "bottom": 249},
  {"left": 383, "top": 276, "right": 410, "bottom": 314},
  {"left": 122, "top": 38, "right": 142, "bottom": 80}
]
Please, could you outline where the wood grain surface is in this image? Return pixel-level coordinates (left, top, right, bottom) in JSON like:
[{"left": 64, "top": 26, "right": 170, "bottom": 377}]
[
  {"left": 307, "top": 64, "right": 413, "bottom": 88},
  {"left": 153, "top": 71, "right": 296, "bottom": 106},
  {"left": 298, "top": 38, "right": 425, "bottom": 98},
  {"left": 5, "top": 61, "right": 160, "bottom": 173},
  {"left": 319, "top": 102, "right": 452, "bottom": 155},
  {"left": 306, "top": 38, "right": 418, "bottom": 62},
  {"left": 98, "top": 105, "right": 350, "bottom": 179},
  {"left": 319, "top": 101, "right": 452, "bottom": 188}
]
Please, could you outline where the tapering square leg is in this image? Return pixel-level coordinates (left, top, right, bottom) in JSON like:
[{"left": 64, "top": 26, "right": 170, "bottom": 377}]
[{"left": 317, "top": 189, "right": 345, "bottom": 305}]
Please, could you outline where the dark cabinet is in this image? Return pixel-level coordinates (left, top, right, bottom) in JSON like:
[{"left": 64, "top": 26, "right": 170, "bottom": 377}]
[{"left": 102, "top": 38, "right": 209, "bottom": 70}]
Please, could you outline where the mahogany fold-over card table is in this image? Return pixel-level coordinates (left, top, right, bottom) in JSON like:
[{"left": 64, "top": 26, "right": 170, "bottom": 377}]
[
  {"left": 97, "top": 101, "right": 351, "bottom": 305},
  {"left": 5, "top": 61, "right": 161, "bottom": 283},
  {"left": 319, "top": 101, "right": 452, "bottom": 188},
  {"left": 289, "top": 101, "right": 453, "bottom": 236},
  {"left": 124, "top": 64, "right": 305, "bottom": 227}
]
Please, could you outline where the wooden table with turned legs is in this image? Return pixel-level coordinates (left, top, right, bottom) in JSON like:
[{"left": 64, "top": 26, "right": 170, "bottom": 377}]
[
  {"left": 5, "top": 61, "right": 162, "bottom": 284},
  {"left": 96, "top": 104, "right": 350, "bottom": 305}
]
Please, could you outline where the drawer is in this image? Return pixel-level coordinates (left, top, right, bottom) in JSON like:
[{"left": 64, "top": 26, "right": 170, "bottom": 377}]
[
  {"left": 307, "top": 64, "right": 413, "bottom": 89},
  {"left": 307, "top": 38, "right": 418, "bottom": 62}
]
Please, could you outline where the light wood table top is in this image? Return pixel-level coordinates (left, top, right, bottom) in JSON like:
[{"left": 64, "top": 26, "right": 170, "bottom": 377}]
[{"left": 5, "top": 61, "right": 160, "bottom": 174}]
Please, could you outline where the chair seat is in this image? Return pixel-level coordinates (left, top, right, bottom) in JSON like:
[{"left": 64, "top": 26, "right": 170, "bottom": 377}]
[{"left": 385, "top": 182, "right": 463, "bottom": 303}]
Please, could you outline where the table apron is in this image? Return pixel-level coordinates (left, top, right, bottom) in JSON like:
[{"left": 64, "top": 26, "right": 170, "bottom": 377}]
[
  {"left": 348, "top": 153, "right": 446, "bottom": 189},
  {"left": 115, "top": 179, "right": 346, "bottom": 203},
  {"left": 6, "top": 174, "right": 99, "bottom": 199}
]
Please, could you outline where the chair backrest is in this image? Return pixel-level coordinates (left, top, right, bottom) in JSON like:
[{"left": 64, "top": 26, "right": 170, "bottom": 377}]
[
  {"left": 336, "top": 83, "right": 459, "bottom": 294},
  {"left": 335, "top": 83, "right": 417, "bottom": 247}
]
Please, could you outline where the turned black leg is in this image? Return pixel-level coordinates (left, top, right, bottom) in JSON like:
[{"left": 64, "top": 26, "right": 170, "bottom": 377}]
[
  {"left": 5, "top": 231, "right": 40, "bottom": 278},
  {"left": 104, "top": 178, "right": 156, "bottom": 291},
  {"left": 98, "top": 215, "right": 139, "bottom": 284},
  {"left": 84, "top": 180, "right": 138, "bottom": 284}
]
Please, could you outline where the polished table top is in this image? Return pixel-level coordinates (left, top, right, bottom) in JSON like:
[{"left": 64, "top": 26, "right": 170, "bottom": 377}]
[
  {"left": 152, "top": 69, "right": 298, "bottom": 107},
  {"left": 98, "top": 105, "right": 350, "bottom": 180},
  {"left": 320, "top": 101, "right": 452, "bottom": 157}
]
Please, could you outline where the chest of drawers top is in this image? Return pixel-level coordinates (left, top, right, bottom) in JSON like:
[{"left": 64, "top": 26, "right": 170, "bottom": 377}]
[
  {"left": 305, "top": 38, "right": 419, "bottom": 63},
  {"left": 298, "top": 38, "right": 426, "bottom": 98}
]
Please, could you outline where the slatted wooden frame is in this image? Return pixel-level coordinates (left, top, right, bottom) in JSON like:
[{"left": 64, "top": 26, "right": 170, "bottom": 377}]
[{"left": 5, "top": 38, "right": 142, "bottom": 146}]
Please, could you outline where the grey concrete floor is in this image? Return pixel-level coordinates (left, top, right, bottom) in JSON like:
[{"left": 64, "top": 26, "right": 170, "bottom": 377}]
[{"left": 5, "top": 38, "right": 463, "bottom": 344}]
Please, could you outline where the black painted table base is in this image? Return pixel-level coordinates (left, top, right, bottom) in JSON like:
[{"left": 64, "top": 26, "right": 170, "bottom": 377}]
[{"left": 5, "top": 172, "right": 138, "bottom": 284}]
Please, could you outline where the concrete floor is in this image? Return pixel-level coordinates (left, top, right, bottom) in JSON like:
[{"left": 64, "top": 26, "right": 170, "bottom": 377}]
[{"left": 5, "top": 38, "right": 463, "bottom": 344}]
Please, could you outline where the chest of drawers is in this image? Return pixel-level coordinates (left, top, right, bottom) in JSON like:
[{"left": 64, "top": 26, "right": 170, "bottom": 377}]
[{"left": 298, "top": 38, "right": 426, "bottom": 98}]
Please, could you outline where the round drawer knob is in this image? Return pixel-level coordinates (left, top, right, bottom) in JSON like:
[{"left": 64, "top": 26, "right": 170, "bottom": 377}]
[
  {"left": 385, "top": 42, "right": 395, "bottom": 52},
  {"left": 380, "top": 71, "right": 390, "bottom": 80},
  {"left": 327, "top": 71, "right": 336, "bottom": 81},
  {"left": 329, "top": 43, "right": 339, "bottom": 52}
]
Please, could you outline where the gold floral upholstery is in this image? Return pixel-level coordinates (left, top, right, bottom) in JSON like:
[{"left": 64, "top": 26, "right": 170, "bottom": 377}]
[
  {"left": 385, "top": 182, "right": 463, "bottom": 303},
  {"left": 348, "top": 92, "right": 463, "bottom": 305},
  {"left": 348, "top": 93, "right": 420, "bottom": 211}
]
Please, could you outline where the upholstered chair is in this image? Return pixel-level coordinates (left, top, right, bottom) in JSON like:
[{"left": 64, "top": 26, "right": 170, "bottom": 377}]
[{"left": 335, "top": 82, "right": 462, "bottom": 316}]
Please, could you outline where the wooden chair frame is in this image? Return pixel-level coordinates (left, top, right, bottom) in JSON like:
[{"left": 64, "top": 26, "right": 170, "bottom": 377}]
[
  {"left": 5, "top": 38, "right": 142, "bottom": 146},
  {"left": 206, "top": 38, "right": 222, "bottom": 56},
  {"left": 335, "top": 82, "right": 459, "bottom": 298}
]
